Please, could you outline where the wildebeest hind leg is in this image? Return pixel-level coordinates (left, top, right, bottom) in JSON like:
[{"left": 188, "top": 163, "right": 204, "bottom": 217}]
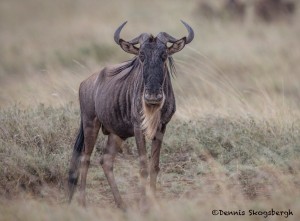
[
  {"left": 100, "top": 134, "right": 126, "bottom": 210},
  {"left": 78, "top": 117, "right": 100, "bottom": 207}
]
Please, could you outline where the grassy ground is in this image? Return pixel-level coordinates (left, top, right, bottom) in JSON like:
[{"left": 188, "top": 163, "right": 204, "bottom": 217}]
[
  {"left": 1, "top": 105, "right": 300, "bottom": 220},
  {"left": 1, "top": 0, "right": 300, "bottom": 220}
]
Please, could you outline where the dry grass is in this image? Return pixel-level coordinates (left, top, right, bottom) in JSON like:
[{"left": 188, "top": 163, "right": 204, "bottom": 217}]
[{"left": 1, "top": 0, "right": 300, "bottom": 220}]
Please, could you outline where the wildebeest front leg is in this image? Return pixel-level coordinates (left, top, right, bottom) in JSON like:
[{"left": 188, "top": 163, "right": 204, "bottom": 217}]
[
  {"left": 100, "top": 134, "right": 125, "bottom": 210},
  {"left": 134, "top": 127, "right": 148, "bottom": 198},
  {"left": 150, "top": 124, "right": 166, "bottom": 195}
]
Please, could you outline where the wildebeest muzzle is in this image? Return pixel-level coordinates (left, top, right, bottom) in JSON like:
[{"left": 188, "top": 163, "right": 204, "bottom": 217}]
[{"left": 144, "top": 88, "right": 164, "bottom": 105}]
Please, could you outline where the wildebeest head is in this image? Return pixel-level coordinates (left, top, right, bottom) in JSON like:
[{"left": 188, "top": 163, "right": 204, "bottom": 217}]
[{"left": 114, "top": 21, "right": 194, "bottom": 105}]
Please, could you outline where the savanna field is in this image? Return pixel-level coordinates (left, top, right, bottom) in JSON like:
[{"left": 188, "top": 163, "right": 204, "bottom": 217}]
[{"left": 1, "top": 0, "right": 300, "bottom": 220}]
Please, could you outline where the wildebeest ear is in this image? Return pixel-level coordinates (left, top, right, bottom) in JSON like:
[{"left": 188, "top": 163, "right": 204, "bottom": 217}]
[
  {"left": 119, "top": 39, "right": 139, "bottom": 55},
  {"left": 167, "top": 37, "right": 186, "bottom": 55}
]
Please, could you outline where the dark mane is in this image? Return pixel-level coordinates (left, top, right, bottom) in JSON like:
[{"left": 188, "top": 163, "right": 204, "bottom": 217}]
[
  {"left": 107, "top": 57, "right": 138, "bottom": 82},
  {"left": 168, "top": 56, "right": 176, "bottom": 78}
]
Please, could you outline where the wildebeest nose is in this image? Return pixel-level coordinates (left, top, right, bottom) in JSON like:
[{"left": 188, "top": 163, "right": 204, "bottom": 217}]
[
  {"left": 156, "top": 93, "right": 163, "bottom": 100},
  {"left": 144, "top": 90, "right": 163, "bottom": 104}
]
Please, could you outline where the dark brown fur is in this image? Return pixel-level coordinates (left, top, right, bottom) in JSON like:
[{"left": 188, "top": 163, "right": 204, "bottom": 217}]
[{"left": 68, "top": 21, "right": 194, "bottom": 210}]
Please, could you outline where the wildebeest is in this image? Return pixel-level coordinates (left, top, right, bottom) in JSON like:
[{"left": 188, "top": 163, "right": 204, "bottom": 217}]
[{"left": 68, "top": 21, "right": 194, "bottom": 209}]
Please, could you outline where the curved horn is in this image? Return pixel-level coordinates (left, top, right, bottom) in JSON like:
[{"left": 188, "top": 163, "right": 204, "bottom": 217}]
[
  {"left": 114, "top": 22, "right": 150, "bottom": 46},
  {"left": 157, "top": 20, "right": 194, "bottom": 44},
  {"left": 156, "top": 32, "right": 178, "bottom": 44},
  {"left": 180, "top": 20, "right": 194, "bottom": 44},
  {"left": 114, "top": 21, "right": 127, "bottom": 45}
]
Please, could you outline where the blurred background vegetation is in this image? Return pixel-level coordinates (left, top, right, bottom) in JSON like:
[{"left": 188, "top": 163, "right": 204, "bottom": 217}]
[{"left": 0, "top": 0, "right": 299, "bottom": 117}]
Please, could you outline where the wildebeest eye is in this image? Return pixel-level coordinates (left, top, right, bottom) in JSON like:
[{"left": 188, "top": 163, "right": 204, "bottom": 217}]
[
  {"left": 161, "top": 52, "right": 168, "bottom": 61},
  {"left": 139, "top": 52, "right": 145, "bottom": 62}
]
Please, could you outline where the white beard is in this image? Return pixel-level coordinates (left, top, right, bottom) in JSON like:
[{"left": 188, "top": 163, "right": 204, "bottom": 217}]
[{"left": 140, "top": 95, "right": 165, "bottom": 139}]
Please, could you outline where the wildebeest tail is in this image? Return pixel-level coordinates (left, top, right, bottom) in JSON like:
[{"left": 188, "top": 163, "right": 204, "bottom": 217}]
[
  {"left": 73, "top": 120, "right": 85, "bottom": 154},
  {"left": 68, "top": 120, "right": 84, "bottom": 203}
]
